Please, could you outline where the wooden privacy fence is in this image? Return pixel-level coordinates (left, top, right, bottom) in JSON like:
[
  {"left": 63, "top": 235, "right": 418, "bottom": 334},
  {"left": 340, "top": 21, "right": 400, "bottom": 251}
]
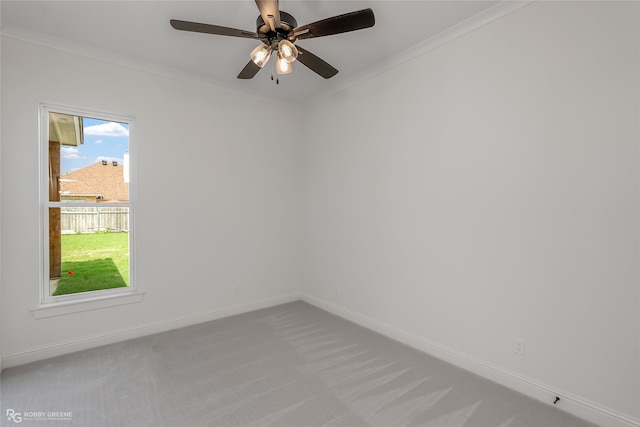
[{"left": 61, "top": 207, "right": 129, "bottom": 234}]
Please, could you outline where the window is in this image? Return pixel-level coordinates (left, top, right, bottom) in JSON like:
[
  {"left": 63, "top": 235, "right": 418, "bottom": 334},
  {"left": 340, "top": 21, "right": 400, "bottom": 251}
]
[{"left": 38, "top": 104, "right": 139, "bottom": 313}]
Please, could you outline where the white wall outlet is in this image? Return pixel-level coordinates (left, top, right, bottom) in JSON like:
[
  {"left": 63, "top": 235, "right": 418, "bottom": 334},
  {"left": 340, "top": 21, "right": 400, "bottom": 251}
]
[
  {"left": 335, "top": 286, "right": 340, "bottom": 295},
  {"left": 514, "top": 337, "right": 525, "bottom": 355}
]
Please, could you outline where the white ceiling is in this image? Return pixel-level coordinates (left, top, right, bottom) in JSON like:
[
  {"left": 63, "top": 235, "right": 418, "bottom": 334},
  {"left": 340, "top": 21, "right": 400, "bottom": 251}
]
[{"left": 1, "top": 0, "right": 510, "bottom": 105}]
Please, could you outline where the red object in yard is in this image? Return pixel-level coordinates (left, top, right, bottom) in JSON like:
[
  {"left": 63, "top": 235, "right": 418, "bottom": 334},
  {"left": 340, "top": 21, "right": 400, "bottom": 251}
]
[{"left": 67, "top": 270, "right": 74, "bottom": 276}]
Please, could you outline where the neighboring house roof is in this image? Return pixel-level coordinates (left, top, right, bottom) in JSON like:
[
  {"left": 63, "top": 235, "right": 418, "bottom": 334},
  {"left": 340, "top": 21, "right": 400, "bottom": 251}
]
[{"left": 60, "top": 161, "right": 128, "bottom": 202}]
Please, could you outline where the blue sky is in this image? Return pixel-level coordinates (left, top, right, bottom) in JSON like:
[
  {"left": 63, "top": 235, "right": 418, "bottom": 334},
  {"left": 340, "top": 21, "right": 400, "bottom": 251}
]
[{"left": 60, "top": 118, "right": 129, "bottom": 175}]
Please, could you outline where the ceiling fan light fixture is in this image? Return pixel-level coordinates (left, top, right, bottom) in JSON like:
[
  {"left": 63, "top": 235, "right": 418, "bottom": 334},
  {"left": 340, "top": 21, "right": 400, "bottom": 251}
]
[
  {"left": 250, "top": 44, "right": 271, "bottom": 68},
  {"left": 170, "top": 6, "right": 375, "bottom": 81},
  {"left": 278, "top": 40, "right": 298, "bottom": 63},
  {"left": 276, "top": 53, "right": 292, "bottom": 74}
]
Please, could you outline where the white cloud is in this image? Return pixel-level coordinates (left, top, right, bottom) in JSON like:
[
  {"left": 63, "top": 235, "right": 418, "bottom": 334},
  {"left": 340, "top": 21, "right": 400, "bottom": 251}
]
[
  {"left": 61, "top": 146, "right": 81, "bottom": 159},
  {"left": 95, "top": 139, "right": 104, "bottom": 144},
  {"left": 84, "top": 122, "right": 129, "bottom": 137}
]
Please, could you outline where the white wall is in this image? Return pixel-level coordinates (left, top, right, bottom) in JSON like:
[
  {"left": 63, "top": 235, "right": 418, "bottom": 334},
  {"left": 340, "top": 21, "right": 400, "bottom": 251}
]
[
  {"left": 0, "top": 37, "right": 302, "bottom": 363},
  {"left": 301, "top": 1, "right": 639, "bottom": 423},
  {"left": 1, "top": 1, "right": 639, "bottom": 425}
]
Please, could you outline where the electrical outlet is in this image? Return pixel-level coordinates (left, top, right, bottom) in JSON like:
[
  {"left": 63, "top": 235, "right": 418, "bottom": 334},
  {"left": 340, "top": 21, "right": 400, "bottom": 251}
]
[
  {"left": 335, "top": 286, "right": 340, "bottom": 295},
  {"left": 514, "top": 337, "right": 525, "bottom": 355},
  {"left": 232, "top": 286, "right": 238, "bottom": 294}
]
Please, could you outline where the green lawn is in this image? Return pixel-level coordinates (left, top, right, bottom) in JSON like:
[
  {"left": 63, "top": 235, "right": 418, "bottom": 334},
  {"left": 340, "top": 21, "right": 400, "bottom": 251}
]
[{"left": 54, "top": 232, "right": 130, "bottom": 296}]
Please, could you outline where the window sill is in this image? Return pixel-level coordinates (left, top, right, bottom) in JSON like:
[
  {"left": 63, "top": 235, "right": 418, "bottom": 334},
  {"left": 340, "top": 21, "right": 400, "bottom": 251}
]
[{"left": 31, "top": 291, "right": 144, "bottom": 319}]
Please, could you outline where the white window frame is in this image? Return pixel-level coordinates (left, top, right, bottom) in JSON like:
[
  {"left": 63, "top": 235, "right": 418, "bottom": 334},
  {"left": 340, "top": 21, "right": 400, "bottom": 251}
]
[{"left": 34, "top": 102, "right": 142, "bottom": 318}]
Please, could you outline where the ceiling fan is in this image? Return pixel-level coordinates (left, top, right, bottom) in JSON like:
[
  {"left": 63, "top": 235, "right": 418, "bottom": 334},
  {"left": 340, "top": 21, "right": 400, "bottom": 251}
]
[{"left": 170, "top": 0, "right": 375, "bottom": 80}]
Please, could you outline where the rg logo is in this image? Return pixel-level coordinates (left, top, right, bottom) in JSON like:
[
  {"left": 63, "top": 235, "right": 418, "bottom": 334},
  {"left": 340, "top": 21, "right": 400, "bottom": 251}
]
[{"left": 6, "top": 409, "right": 22, "bottom": 423}]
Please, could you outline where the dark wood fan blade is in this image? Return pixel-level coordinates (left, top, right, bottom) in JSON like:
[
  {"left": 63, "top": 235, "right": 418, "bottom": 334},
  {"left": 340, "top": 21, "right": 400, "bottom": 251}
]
[
  {"left": 295, "top": 46, "right": 338, "bottom": 79},
  {"left": 170, "top": 20, "right": 259, "bottom": 39},
  {"left": 237, "top": 60, "right": 262, "bottom": 79},
  {"left": 255, "top": 0, "right": 280, "bottom": 30},
  {"left": 293, "top": 8, "right": 374, "bottom": 40}
]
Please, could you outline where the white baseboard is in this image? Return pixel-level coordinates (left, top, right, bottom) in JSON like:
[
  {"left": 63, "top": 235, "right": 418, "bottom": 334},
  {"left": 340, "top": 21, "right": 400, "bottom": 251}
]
[
  {"left": 1, "top": 293, "right": 300, "bottom": 369},
  {"left": 3, "top": 292, "right": 638, "bottom": 427},
  {"left": 301, "top": 293, "right": 640, "bottom": 427}
]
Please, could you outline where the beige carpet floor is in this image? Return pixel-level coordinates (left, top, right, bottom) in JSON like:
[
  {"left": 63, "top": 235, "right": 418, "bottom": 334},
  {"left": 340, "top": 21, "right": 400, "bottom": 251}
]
[{"left": 0, "top": 301, "right": 595, "bottom": 427}]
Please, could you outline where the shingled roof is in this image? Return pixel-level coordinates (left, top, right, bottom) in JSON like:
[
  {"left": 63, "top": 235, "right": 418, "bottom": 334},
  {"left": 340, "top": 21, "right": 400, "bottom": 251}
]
[{"left": 60, "top": 161, "right": 128, "bottom": 202}]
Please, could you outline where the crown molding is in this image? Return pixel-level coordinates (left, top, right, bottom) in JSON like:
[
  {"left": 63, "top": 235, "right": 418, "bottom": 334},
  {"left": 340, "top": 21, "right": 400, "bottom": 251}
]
[
  {"left": 301, "top": 0, "right": 536, "bottom": 109},
  {"left": 1, "top": 0, "right": 535, "bottom": 109},
  {"left": 0, "top": 24, "right": 290, "bottom": 108}
]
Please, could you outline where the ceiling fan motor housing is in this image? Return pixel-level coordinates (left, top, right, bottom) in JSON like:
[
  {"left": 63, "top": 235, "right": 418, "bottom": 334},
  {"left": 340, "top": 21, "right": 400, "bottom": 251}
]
[{"left": 256, "top": 11, "right": 297, "bottom": 46}]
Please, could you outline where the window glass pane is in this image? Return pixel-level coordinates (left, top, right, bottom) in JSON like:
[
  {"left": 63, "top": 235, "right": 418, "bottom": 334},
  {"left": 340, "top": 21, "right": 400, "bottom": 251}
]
[
  {"left": 51, "top": 116, "right": 130, "bottom": 203},
  {"left": 51, "top": 212, "right": 130, "bottom": 296},
  {"left": 47, "top": 112, "right": 131, "bottom": 297}
]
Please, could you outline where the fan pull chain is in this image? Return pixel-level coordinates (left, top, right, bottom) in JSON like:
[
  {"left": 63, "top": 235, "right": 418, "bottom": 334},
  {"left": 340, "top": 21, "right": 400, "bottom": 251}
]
[{"left": 269, "top": 54, "right": 279, "bottom": 85}]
